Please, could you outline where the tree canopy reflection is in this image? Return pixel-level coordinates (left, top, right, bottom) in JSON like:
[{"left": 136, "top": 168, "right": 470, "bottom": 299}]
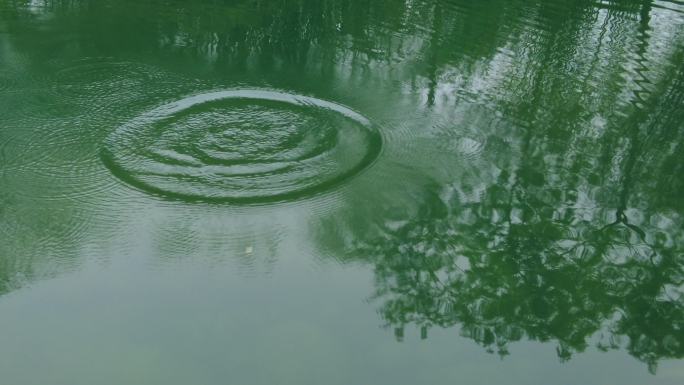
[{"left": 322, "top": 48, "right": 684, "bottom": 374}]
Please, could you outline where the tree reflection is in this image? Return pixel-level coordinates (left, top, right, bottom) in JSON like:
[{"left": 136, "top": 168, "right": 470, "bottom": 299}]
[
  {"left": 323, "top": 45, "right": 684, "bottom": 373},
  {"left": 341, "top": 181, "right": 683, "bottom": 370}
]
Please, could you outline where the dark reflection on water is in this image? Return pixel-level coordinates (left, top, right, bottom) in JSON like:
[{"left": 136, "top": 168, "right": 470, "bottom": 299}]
[
  {"left": 1, "top": 0, "right": 684, "bottom": 382},
  {"left": 322, "top": 147, "right": 684, "bottom": 372},
  {"left": 315, "top": 0, "right": 684, "bottom": 371}
]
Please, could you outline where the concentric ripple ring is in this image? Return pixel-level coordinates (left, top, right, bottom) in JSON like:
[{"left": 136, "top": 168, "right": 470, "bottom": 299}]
[{"left": 101, "top": 89, "right": 383, "bottom": 202}]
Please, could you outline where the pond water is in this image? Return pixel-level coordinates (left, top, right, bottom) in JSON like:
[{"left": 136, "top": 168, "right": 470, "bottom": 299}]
[{"left": 1, "top": 0, "right": 684, "bottom": 384}]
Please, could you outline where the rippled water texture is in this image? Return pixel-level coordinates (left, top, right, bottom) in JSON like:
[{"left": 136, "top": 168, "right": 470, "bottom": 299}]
[
  {"left": 1, "top": 1, "right": 684, "bottom": 385},
  {"left": 103, "top": 90, "right": 382, "bottom": 202}
]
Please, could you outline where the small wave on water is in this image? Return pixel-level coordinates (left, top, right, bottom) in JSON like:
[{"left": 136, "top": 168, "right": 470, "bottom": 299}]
[
  {"left": 101, "top": 89, "right": 383, "bottom": 203},
  {"left": 48, "top": 57, "right": 184, "bottom": 124},
  {"left": 52, "top": 57, "right": 168, "bottom": 99},
  {"left": 0, "top": 70, "right": 16, "bottom": 94}
]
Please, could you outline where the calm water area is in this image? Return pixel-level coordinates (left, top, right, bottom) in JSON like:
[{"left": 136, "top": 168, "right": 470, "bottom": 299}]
[{"left": 1, "top": 0, "right": 684, "bottom": 384}]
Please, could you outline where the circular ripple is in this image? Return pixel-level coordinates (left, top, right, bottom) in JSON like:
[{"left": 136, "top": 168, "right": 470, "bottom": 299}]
[{"left": 101, "top": 89, "right": 382, "bottom": 202}]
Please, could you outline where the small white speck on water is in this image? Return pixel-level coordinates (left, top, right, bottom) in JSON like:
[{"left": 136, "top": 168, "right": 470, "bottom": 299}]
[{"left": 245, "top": 246, "right": 253, "bottom": 254}]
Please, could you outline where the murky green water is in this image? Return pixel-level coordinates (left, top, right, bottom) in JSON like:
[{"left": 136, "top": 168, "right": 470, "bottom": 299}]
[{"left": 1, "top": 0, "right": 684, "bottom": 383}]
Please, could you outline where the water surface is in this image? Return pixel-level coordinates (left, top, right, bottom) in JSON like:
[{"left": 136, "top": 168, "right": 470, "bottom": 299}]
[{"left": 1, "top": 0, "right": 684, "bottom": 384}]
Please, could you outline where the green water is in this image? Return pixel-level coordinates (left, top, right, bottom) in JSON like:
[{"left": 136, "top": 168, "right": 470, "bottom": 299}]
[{"left": 1, "top": 0, "right": 684, "bottom": 383}]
